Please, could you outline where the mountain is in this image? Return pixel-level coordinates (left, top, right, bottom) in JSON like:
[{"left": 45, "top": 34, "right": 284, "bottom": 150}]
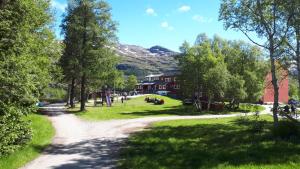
[{"left": 115, "top": 44, "right": 180, "bottom": 79}]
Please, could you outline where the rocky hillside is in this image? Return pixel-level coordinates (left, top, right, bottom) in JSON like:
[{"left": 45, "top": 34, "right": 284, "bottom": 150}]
[{"left": 115, "top": 44, "right": 180, "bottom": 79}]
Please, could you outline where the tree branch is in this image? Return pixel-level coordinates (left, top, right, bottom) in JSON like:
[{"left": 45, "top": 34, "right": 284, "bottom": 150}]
[{"left": 239, "top": 28, "right": 267, "bottom": 49}]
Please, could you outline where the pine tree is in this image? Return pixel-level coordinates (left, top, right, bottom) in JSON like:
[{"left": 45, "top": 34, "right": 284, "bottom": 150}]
[{"left": 61, "top": 0, "right": 118, "bottom": 111}]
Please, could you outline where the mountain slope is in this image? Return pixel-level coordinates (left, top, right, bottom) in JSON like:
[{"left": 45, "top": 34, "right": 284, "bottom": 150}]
[{"left": 115, "top": 44, "right": 180, "bottom": 79}]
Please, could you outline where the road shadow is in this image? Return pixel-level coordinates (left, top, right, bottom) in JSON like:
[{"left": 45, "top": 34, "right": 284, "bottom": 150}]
[
  {"left": 39, "top": 138, "right": 126, "bottom": 169},
  {"left": 38, "top": 103, "right": 66, "bottom": 116}
]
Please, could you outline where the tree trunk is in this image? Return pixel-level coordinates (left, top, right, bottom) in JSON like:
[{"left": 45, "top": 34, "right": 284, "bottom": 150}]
[
  {"left": 66, "top": 84, "right": 70, "bottom": 107},
  {"left": 207, "top": 97, "right": 212, "bottom": 111},
  {"left": 270, "top": 46, "right": 279, "bottom": 128},
  {"left": 69, "top": 77, "right": 75, "bottom": 108},
  {"left": 80, "top": 74, "right": 86, "bottom": 111},
  {"left": 80, "top": 6, "right": 87, "bottom": 111},
  {"left": 296, "top": 30, "right": 300, "bottom": 100}
]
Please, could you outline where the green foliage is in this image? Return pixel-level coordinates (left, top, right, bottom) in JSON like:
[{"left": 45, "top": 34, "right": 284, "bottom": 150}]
[
  {"left": 178, "top": 40, "right": 219, "bottom": 99},
  {"left": 179, "top": 33, "right": 267, "bottom": 104},
  {"left": 40, "top": 87, "right": 67, "bottom": 102},
  {"left": 126, "top": 75, "right": 138, "bottom": 91},
  {"left": 0, "top": 113, "right": 55, "bottom": 169},
  {"left": 289, "top": 77, "right": 299, "bottom": 100},
  {"left": 0, "top": 103, "right": 32, "bottom": 156},
  {"left": 204, "top": 62, "right": 229, "bottom": 101},
  {"left": 0, "top": 0, "right": 59, "bottom": 155},
  {"left": 226, "top": 75, "right": 247, "bottom": 101}
]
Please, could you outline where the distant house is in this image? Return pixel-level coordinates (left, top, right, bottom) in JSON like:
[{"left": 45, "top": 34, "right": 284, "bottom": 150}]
[
  {"left": 262, "top": 70, "right": 289, "bottom": 104},
  {"left": 136, "top": 73, "right": 180, "bottom": 95}
]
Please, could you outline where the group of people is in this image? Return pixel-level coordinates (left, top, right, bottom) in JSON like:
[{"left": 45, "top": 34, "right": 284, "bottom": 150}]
[
  {"left": 144, "top": 97, "right": 165, "bottom": 105},
  {"left": 283, "top": 103, "right": 297, "bottom": 117}
]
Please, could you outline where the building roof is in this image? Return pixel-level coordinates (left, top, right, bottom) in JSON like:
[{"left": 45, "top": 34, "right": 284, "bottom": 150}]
[
  {"left": 145, "top": 74, "right": 164, "bottom": 78},
  {"left": 138, "top": 82, "right": 155, "bottom": 85}
]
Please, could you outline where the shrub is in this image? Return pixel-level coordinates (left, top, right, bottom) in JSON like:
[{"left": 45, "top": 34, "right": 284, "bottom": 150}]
[
  {"left": 272, "top": 120, "right": 300, "bottom": 139},
  {"left": 0, "top": 103, "right": 32, "bottom": 156}
]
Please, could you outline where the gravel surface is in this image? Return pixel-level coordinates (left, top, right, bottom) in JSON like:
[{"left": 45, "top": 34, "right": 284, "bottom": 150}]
[{"left": 21, "top": 103, "right": 272, "bottom": 169}]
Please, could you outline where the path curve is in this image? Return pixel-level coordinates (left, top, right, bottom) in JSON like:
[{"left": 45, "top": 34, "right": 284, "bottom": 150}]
[{"left": 21, "top": 103, "right": 272, "bottom": 169}]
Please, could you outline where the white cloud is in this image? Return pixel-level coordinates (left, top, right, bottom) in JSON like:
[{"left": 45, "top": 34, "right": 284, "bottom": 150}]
[
  {"left": 161, "top": 21, "right": 174, "bottom": 31},
  {"left": 146, "top": 8, "right": 157, "bottom": 16},
  {"left": 178, "top": 5, "right": 191, "bottom": 12},
  {"left": 51, "top": 0, "right": 67, "bottom": 12},
  {"left": 192, "top": 15, "right": 213, "bottom": 23}
]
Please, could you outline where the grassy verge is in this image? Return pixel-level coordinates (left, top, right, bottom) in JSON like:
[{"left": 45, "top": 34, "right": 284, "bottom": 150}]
[
  {"left": 69, "top": 95, "right": 265, "bottom": 121},
  {"left": 0, "top": 113, "right": 55, "bottom": 169},
  {"left": 119, "top": 115, "right": 300, "bottom": 169}
]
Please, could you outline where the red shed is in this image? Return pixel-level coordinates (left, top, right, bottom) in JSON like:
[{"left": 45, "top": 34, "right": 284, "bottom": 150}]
[{"left": 262, "top": 70, "right": 289, "bottom": 104}]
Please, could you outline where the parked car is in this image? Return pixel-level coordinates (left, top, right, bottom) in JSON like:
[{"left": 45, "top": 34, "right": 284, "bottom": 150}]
[
  {"left": 183, "top": 99, "right": 193, "bottom": 105},
  {"left": 156, "top": 90, "right": 169, "bottom": 96}
]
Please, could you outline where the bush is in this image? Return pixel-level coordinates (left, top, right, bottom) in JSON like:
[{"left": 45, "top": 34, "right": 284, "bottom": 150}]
[
  {"left": 0, "top": 103, "right": 32, "bottom": 156},
  {"left": 272, "top": 120, "right": 300, "bottom": 139}
]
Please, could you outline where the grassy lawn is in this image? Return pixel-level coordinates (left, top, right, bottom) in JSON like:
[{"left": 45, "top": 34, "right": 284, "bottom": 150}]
[
  {"left": 69, "top": 95, "right": 265, "bottom": 121},
  {"left": 0, "top": 113, "right": 55, "bottom": 169},
  {"left": 119, "top": 116, "right": 300, "bottom": 169}
]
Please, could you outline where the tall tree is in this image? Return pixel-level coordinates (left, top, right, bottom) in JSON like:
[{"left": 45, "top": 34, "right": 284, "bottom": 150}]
[
  {"left": 285, "top": 0, "right": 300, "bottom": 98},
  {"left": 0, "top": 0, "right": 59, "bottom": 155},
  {"left": 219, "top": 0, "right": 293, "bottom": 127},
  {"left": 61, "top": 0, "right": 117, "bottom": 111},
  {"left": 204, "top": 62, "right": 229, "bottom": 110},
  {"left": 126, "top": 75, "right": 138, "bottom": 91}
]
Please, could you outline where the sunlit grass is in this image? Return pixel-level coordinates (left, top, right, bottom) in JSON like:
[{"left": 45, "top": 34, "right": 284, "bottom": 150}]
[{"left": 69, "top": 95, "right": 265, "bottom": 121}]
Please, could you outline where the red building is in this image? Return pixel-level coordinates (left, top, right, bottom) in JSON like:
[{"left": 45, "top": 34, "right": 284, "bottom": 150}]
[
  {"left": 136, "top": 74, "right": 180, "bottom": 95},
  {"left": 262, "top": 71, "right": 289, "bottom": 104}
]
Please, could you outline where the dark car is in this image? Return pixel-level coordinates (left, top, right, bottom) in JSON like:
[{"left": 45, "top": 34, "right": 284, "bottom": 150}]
[{"left": 183, "top": 99, "right": 193, "bottom": 105}]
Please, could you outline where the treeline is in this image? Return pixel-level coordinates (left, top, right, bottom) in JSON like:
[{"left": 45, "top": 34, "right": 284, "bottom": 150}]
[
  {"left": 0, "top": 0, "right": 61, "bottom": 155},
  {"left": 179, "top": 34, "right": 268, "bottom": 110}
]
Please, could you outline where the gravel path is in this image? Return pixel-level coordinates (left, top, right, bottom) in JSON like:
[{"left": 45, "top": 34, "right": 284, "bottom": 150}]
[{"left": 21, "top": 103, "right": 272, "bottom": 169}]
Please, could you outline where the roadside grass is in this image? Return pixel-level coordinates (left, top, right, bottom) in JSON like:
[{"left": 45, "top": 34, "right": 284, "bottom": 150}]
[
  {"left": 69, "top": 95, "right": 265, "bottom": 121},
  {"left": 119, "top": 115, "right": 300, "bottom": 169},
  {"left": 0, "top": 113, "right": 55, "bottom": 169}
]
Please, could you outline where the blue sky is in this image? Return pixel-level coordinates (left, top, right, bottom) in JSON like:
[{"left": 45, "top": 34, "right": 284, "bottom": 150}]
[{"left": 50, "top": 0, "right": 255, "bottom": 52}]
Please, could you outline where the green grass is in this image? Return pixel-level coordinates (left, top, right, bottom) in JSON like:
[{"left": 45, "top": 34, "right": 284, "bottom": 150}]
[
  {"left": 0, "top": 113, "right": 55, "bottom": 169},
  {"left": 119, "top": 116, "right": 300, "bottom": 169},
  {"left": 70, "top": 95, "right": 265, "bottom": 121}
]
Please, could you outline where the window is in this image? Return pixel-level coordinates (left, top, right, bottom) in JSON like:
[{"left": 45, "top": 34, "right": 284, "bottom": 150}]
[
  {"left": 162, "top": 85, "right": 166, "bottom": 90},
  {"left": 174, "top": 84, "right": 180, "bottom": 89},
  {"left": 174, "top": 77, "right": 177, "bottom": 82},
  {"left": 165, "top": 78, "right": 171, "bottom": 82}
]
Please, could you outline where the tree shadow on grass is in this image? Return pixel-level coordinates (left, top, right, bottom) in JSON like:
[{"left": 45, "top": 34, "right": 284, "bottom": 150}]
[
  {"left": 119, "top": 119, "right": 300, "bottom": 169},
  {"left": 119, "top": 105, "right": 253, "bottom": 117}
]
